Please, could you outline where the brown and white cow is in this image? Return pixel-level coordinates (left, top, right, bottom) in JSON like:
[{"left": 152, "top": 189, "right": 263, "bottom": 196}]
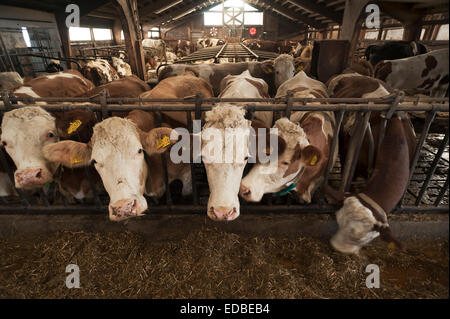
[
  {"left": 158, "top": 54, "right": 296, "bottom": 96},
  {"left": 324, "top": 72, "right": 415, "bottom": 253},
  {"left": 323, "top": 112, "right": 416, "bottom": 254},
  {"left": 12, "top": 70, "right": 95, "bottom": 101},
  {"left": 142, "top": 39, "right": 167, "bottom": 62},
  {"left": 82, "top": 75, "right": 151, "bottom": 99},
  {"left": 197, "top": 38, "right": 225, "bottom": 49},
  {"left": 374, "top": 48, "right": 449, "bottom": 97},
  {"left": 242, "top": 39, "right": 278, "bottom": 53},
  {"left": 1, "top": 107, "right": 101, "bottom": 201},
  {"left": 240, "top": 71, "right": 335, "bottom": 203},
  {"left": 175, "top": 40, "right": 197, "bottom": 57},
  {"left": 81, "top": 59, "right": 120, "bottom": 86},
  {"left": 201, "top": 70, "right": 275, "bottom": 221},
  {"left": 111, "top": 57, "right": 132, "bottom": 78}
]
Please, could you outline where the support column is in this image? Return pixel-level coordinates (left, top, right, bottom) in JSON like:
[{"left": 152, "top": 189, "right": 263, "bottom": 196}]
[
  {"left": 55, "top": 13, "right": 74, "bottom": 69},
  {"left": 339, "top": 0, "right": 371, "bottom": 65},
  {"left": 403, "top": 21, "right": 422, "bottom": 41},
  {"left": 110, "top": 0, "right": 146, "bottom": 80},
  {"left": 112, "top": 19, "right": 123, "bottom": 45}
]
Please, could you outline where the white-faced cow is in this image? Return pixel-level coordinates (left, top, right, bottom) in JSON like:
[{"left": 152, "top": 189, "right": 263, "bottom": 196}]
[
  {"left": 374, "top": 48, "right": 449, "bottom": 97},
  {"left": 240, "top": 71, "right": 336, "bottom": 203},
  {"left": 324, "top": 72, "right": 416, "bottom": 253},
  {"left": 111, "top": 57, "right": 132, "bottom": 78},
  {"left": 201, "top": 70, "right": 275, "bottom": 221}
]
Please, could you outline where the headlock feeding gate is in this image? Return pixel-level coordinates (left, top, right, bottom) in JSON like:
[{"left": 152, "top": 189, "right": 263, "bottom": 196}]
[{"left": 0, "top": 91, "right": 448, "bottom": 216}]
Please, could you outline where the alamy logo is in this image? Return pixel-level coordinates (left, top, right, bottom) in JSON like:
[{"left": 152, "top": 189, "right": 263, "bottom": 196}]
[
  {"left": 66, "top": 264, "right": 80, "bottom": 288},
  {"left": 365, "top": 264, "right": 380, "bottom": 288},
  {"left": 65, "top": 4, "right": 80, "bottom": 28},
  {"left": 365, "top": 4, "right": 380, "bottom": 29}
]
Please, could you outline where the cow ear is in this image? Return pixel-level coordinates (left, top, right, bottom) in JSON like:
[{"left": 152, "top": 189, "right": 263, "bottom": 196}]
[
  {"left": 141, "top": 127, "right": 177, "bottom": 154},
  {"left": 283, "top": 144, "right": 302, "bottom": 177},
  {"left": 261, "top": 60, "right": 274, "bottom": 74},
  {"left": 42, "top": 140, "right": 91, "bottom": 168},
  {"left": 301, "top": 145, "right": 321, "bottom": 166}
]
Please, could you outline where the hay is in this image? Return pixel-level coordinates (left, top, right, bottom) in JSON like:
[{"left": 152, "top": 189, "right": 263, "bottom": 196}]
[{"left": 0, "top": 227, "right": 447, "bottom": 299}]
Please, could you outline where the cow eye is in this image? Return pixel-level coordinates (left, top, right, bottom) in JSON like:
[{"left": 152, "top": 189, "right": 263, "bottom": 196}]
[
  {"left": 91, "top": 159, "right": 97, "bottom": 165},
  {"left": 138, "top": 149, "right": 143, "bottom": 154},
  {"left": 244, "top": 156, "right": 249, "bottom": 161},
  {"left": 1, "top": 141, "right": 7, "bottom": 146},
  {"left": 282, "top": 161, "right": 289, "bottom": 165},
  {"left": 47, "top": 132, "right": 55, "bottom": 138}
]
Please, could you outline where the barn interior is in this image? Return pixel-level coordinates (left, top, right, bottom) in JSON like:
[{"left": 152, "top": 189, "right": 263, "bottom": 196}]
[{"left": 0, "top": 1, "right": 448, "bottom": 299}]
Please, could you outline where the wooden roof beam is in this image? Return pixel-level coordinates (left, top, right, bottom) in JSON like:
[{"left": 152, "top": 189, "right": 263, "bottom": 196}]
[
  {"left": 287, "top": 0, "right": 343, "bottom": 23},
  {"left": 255, "top": 0, "right": 326, "bottom": 29}
]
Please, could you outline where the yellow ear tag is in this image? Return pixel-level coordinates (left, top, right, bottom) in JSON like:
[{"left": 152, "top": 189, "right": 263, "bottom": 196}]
[
  {"left": 157, "top": 135, "right": 171, "bottom": 149},
  {"left": 387, "top": 242, "right": 396, "bottom": 250},
  {"left": 67, "top": 120, "right": 82, "bottom": 134},
  {"left": 297, "top": 65, "right": 304, "bottom": 71},
  {"left": 309, "top": 155, "right": 318, "bottom": 166},
  {"left": 71, "top": 157, "right": 83, "bottom": 165},
  {"left": 267, "top": 67, "right": 273, "bottom": 73}
]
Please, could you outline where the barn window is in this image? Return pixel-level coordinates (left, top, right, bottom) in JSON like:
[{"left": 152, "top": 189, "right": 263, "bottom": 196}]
[
  {"left": 204, "top": 0, "right": 263, "bottom": 26},
  {"left": 364, "top": 30, "right": 379, "bottom": 39},
  {"left": 92, "top": 28, "right": 112, "bottom": 41},
  {"left": 69, "top": 27, "right": 92, "bottom": 41},
  {"left": 384, "top": 28, "right": 404, "bottom": 40},
  {"left": 120, "top": 30, "right": 124, "bottom": 40},
  {"left": 148, "top": 27, "right": 161, "bottom": 39},
  {"left": 21, "top": 27, "right": 31, "bottom": 47},
  {"left": 420, "top": 28, "right": 426, "bottom": 40},
  {"left": 436, "top": 24, "right": 449, "bottom": 40}
]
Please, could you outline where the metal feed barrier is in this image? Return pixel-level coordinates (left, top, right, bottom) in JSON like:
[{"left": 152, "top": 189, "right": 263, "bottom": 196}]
[{"left": 0, "top": 91, "right": 448, "bottom": 215}]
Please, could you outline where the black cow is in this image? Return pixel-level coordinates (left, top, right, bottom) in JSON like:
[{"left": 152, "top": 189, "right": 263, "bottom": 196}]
[
  {"left": 46, "top": 60, "right": 64, "bottom": 73},
  {"left": 365, "top": 41, "right": 427, "bottom": 66}
]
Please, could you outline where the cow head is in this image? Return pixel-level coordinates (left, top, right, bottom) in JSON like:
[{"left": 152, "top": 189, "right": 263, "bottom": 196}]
[
  {"left": 201, "top": 105, "right": 251, "bottom": 221},
  {"left": 1, "top": 107, "right": 59, "bottom": 189},
  {"left": 43, "top": 117, "right": 175, "bottom": 221},
  {"left": 240, "top": 118, "right": 321, "bottom": 202},
  {"left": 274, "top": 54, "right": 296, "bottom": 88},
  {"left": 331, "top": 196, "right": 380, "bottom": 254}
]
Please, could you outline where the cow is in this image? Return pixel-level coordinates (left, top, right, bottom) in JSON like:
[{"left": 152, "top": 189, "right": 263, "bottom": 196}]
[
  {"left": 46, "top": 59, "right": 64, "bottom": 73},
  {"left": 365, "top": 41, "right": 428, "bottom": 66},
  {"left": 82, "top": 75, "right": 151, "bottom": 99},
  {"left": 0, "top": 107, "right": 100, "bottom": 201},
  {"left": 310, "top": 72, "right": 415, "bottom": 254},
  {"left": 12, "top": 70, "right": 95, "bottom": 102},
  {"left": 111, "top": 57, "right": 132, "bottom": 78},
  {"left": 240, "top": 71, "right": 335, "bottom": 203},
  {"left": 322, "top": 112, "right": 416, "bottom": 254},
  {"left": 81, "top": 59, "right": 120, "bottom": 86},
  {"left": 158, "top": 54, "right": 296, "bottom": 97},
  {"left": 374, "top": 48, "right": 449, "bottom": 97},
  {"left": 349, "top": 57, "right": 374, "bottom": 77},
  {"left": 0, "top": 72, "right": 23, "bottom": 91},
  {"left": 175, "top": 40, "right": 197, "bottom": 57},
  {"left": 277, "top": 40, "right": 299, "bottom": 54},
  {"left": 142, "top": 39, "right": 167, "bottom": 62},
  {"left": 201, "top": 70, "right": 277, "bottom": 221},
  {"left": 197, "top": 38, "right": 225, "bottom": 49}
]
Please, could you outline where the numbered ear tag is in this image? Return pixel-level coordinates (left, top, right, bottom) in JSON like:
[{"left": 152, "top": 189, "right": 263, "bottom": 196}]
[
  {"left": 71, "top": 157, "right": 83, "bottom": 165},
  {"left": 297, "top": 65, "right": 304, "bottom": 71},
  {"left": 309, "top": 155, "right": 318, "bottom": 166},
  {"left": 67, "top": 120, "right": 82, "bottom": 134},
  {"left": 157, "top": 135, "right": 171, "bottom": 149}
]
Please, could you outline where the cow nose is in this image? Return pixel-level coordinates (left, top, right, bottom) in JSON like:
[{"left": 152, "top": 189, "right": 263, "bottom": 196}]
[
  {"left": 109, "top": 199, "right": 138, "bottom": 222},
  {"left": 239, "top": 184, "right": 251, "bottom": 197},
  {"left": 14, "top": 168, "right": 46, "bottom": 189},
  {"left": 209, "top": 206, "right": 237, "bottom": 221}
]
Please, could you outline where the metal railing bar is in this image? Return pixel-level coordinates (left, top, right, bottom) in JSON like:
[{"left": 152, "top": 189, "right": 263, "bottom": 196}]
[
  {"left": 415, "top": 131, "right": 449, "bottom": 206},
  {"left": 323, "top": 110, "right": 344, "bottom": 186},
  {"left": 399, "top": 110, "right": 437, "bottom": 206},
  {"left": 423, "top": 146, "right": 450, "bottom": 164},
  {"left": 434, "top": 174, "right": 449, "bottom": 207}
]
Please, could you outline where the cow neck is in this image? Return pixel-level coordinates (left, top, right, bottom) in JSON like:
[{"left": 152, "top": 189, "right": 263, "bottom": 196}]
[
  {"left": 273, "top": 166, "right": 304, "bottom": 197},
  {"left": 355, "top": 192, "right": 388, "bottom": 226}
]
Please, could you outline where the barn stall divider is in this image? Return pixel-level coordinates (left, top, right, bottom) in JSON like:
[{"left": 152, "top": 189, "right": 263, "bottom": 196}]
[{"left": 0, "top": 91, "right": 448, "bottom": 216}]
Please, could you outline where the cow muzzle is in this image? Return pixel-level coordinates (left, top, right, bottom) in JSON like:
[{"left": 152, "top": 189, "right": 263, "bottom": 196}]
[
  {"left": 14, "top": 168, "right": 50, "bottom": 189},
  {"left": 109, "top": 199, "right": 139, "bottom": 222},
  {"left": 208, "top": 206, "right": 238, "bottom": 221}
]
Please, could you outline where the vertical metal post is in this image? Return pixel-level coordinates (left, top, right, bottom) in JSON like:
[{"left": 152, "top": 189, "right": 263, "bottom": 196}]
[
  {"left": 434, "top": 174, "right": 449, "bottom": 207},
  {"left": 415, "top": 130, "right": 449, "bottom": 205},
  {"left": 285, "top": 91, "right": 293, "bottom": 119},
  {"left": 398, "top": 110, "right": 437, "bottom": 207},
  {"left": 323, "top": 110, "right": 344, "bottom": 186},
  {"left": 187, "top": 110, "right": 198, "bottom": 206}
]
